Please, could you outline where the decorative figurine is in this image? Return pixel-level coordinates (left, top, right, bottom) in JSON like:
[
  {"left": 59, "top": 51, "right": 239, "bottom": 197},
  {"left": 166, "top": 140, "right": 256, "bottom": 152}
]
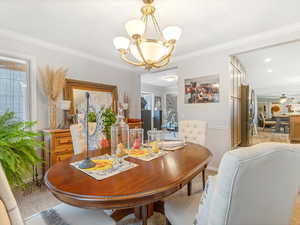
[
  {"left": 151, "top": 141, "right": 160, "bottom": 153},
  {"left": 133, "top": 138, "right": 142, "bottom": 149},
  {"left": 117, "top": 143, "right": 127, "bottom": 157}
]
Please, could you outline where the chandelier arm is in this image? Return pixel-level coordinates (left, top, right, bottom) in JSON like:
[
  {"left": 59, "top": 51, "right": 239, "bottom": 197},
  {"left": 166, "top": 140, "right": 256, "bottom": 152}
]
[
  {"left": 135, "top": 39, "right": 149, "bottom": 65},
  {"left": 145, "top": 15, "right": 149, "bottom": 34},
  {"left": 141, "top": 15, "right": 146, "bottom": 23},
  {"left": 152, "top": 58, "right": 170, "bottom": 68},
  {"left": 120, "top": 54, "right": 146, "bottom": 66},
  {"left": 152, "top": 43, "right": 175, "bottom": 65},
  {"left": 151, "top": 14, "right": 164, "bottom": 38}
]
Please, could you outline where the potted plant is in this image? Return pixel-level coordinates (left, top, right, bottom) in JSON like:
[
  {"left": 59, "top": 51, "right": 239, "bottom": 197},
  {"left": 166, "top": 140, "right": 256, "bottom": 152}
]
[
  {"left": 100, "top": 108, "right": 117, "bottom": 148},
  {"left": 0, "top": 112, "right": 42, "bottom": 187}
]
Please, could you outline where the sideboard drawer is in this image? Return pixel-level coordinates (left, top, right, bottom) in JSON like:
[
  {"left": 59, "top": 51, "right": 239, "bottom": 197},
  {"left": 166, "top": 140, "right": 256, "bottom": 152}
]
[
  {"left": 43, "top": 129, "right": 74, "bottom": 175},
  {"left": 56, "top": 153, "right": 73, "bottom": 162},
  {"left": 54, "top": 144, "right": 73, "bottom": 153},
  {"left": 54, "top": 136, "right": 73, "bottom": 146}
]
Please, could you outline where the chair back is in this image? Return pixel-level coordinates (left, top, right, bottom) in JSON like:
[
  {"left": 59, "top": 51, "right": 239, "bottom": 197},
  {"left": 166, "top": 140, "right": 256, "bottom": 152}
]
[
  {"left": 70, "top": 124, "right": 86, "bottom": 155},
  {"left": 209, "top": 143, "right": 300, "bottom": 225},
  {"left": 0, "top": 164, "right": 24, "bottom": 225},
  {"left": 179, "top": 120, "right": 207, "bottom": 146}
]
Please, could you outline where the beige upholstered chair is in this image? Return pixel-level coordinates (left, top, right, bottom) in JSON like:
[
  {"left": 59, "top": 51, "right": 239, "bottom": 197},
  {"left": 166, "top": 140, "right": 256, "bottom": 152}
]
[
  {"left": 165, "top": 143, "right": 300, "bottom": 225},
  {"left": 70, "top": 123, "right": 86, "bottom": 155},
  {"left": 179, "top": 120, "right": 208, "bottom": 194},
  {"left": 179, "top": 120, "right": 208, "bottom": 147},
  {"left": 0, "top": 163, "right": 116, "bottom": 225}
]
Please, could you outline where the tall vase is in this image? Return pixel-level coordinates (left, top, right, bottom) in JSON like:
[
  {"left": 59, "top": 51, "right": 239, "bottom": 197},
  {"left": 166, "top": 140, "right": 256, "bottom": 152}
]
[{"left": 49, "top": 99, "right": 57, "bottom": 129}]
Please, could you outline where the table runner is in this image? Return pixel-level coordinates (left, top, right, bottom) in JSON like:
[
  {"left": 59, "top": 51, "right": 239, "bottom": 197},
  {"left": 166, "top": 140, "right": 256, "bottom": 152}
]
[{"left": 70, "top": 154, "right": 138, "bottom": 181}]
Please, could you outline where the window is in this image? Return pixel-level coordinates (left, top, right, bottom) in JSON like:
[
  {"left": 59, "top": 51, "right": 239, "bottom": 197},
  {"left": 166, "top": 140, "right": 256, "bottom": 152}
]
[{"left": 0, "top": 56, "right": 30, "bottom": 121}]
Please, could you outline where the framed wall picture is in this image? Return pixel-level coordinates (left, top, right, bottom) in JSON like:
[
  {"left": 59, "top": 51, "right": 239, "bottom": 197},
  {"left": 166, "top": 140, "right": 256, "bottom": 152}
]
[{"left": 184, "top": 74, "right": 220, "bottom": 104}]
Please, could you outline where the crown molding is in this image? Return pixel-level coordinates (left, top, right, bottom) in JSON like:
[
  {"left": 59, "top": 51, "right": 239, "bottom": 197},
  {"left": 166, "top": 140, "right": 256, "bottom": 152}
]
[
  {"left": 0, "top": 28, "right": 135, "bottom": 72},
  {"left": 173, "top": 22, "right": 300, "bottom": 62}
]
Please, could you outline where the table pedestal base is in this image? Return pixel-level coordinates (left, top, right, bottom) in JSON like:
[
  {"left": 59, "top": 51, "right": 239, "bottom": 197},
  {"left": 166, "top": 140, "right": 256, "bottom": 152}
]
[{"left": 111, "top": 201, "right": 165, "bottom": 225}]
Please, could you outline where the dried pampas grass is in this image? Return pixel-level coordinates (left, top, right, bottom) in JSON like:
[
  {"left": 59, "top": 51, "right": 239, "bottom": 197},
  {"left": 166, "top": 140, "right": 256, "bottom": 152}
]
[{"left": 39, "top": 65, "right": 68, "bottom": 129}]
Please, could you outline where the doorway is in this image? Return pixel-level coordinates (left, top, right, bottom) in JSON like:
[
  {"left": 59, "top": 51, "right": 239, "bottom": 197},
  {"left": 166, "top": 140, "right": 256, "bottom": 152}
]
[
  {"left": 140, "top": 68, "right": 179, "bottom": 139},
  {"left": 231, "top": 40, "right": 300, "bottom": 146}
]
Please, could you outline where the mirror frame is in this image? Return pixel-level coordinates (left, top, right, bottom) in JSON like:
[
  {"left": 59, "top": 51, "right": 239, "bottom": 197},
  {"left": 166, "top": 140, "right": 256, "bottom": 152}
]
[{"left": 63, "top": 79, "right": 118, "bottom": 114}]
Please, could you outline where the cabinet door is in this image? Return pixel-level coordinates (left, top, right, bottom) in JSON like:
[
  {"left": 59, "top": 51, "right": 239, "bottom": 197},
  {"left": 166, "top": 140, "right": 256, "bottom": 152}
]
[
  {"left": 291, "top": 116, "right": 300, "bottom": 142},
  {"left": 290, "top": 117, "right": 295, "bottom": 140}
]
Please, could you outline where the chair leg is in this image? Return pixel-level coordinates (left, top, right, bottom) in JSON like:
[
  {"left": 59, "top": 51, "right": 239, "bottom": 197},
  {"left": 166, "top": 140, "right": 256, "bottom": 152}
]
[
  {"left": 202, "top": 166, "right": 207, "bottom": 190},
  {"left": 166, "top": 217, "right": 172, "bottom": 225},
  {"left": 187, "top": 181, "right": 192, "bottom": 196}
]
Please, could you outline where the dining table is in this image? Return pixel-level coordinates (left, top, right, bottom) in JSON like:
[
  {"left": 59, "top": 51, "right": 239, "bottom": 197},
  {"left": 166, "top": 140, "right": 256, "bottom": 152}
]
[{"left": 44, "top": 143, "right": 212, "bottom": 225}]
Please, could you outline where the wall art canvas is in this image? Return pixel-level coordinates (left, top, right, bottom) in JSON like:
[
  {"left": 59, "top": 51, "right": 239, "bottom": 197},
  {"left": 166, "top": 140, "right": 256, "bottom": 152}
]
[{"left": 184, "top": 75, "right": 220, "bottom": 104}]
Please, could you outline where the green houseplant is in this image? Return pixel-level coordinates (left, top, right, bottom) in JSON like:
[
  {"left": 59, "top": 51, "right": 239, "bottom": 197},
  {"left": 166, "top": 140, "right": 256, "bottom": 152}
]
[
  {"left": 88, "top": 112, "right": 97, "bottom": 122},
  {"left": 0, "top": 112, "right": 42, "bottom": 187},
  {"left": 101, "top": 108, "right": 117, "bottom": 140}
]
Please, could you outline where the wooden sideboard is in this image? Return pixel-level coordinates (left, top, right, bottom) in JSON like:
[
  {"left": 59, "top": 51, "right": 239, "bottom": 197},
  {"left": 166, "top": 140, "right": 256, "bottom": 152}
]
[
  {"left": 42, "top": 129, "right": 74, "bottom": 175},
  {"left": 290, "top": 115, "right": 300, "bottom": 143}
]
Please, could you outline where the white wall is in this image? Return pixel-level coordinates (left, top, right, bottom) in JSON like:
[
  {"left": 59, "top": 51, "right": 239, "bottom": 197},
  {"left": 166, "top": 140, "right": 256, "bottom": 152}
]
[
  {"left": 176, "top": 52, "right": 231, "bottom": 169},
  {"left": 0, "top": 34, "right": 141, "bottom": 130},
  {"left": 173, "top": 25, "right": 300, "bottom": 170}
]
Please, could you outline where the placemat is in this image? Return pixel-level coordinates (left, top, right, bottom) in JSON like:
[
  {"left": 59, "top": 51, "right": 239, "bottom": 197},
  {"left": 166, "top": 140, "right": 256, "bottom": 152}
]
[
  {"left": 127, "top": 149, "right": 168, "bottom": 161},
  {"left": 70, "top": 154, "right": 138, "bottom": 181}
]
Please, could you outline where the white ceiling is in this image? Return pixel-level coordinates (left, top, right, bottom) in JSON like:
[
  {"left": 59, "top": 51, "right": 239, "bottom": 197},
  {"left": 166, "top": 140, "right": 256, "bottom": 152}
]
[
  {"left": 237, "top": 41, "right": 300, "bottom": 99},
  {"left": 1, "top": 0, "right": 300, "bottom": 69},
  {"left": 141, "top": 67, "right": 178, "bottom": 87}
]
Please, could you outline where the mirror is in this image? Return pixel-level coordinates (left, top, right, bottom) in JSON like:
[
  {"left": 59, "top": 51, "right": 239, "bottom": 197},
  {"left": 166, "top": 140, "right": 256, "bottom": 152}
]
[
  {"left": 77, "top": 104, "right": 104, "bottom": 150},
  {"left": 64, "top": 79, "right": 118, "bottom": 149},
  {"left": 64, "top": 79, "right": 118, "bottom": 115}
]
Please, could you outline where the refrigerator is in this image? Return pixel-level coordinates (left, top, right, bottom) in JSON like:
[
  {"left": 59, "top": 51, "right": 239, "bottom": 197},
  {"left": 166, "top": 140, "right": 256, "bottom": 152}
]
[{"left": 240, "top": 85, "right": 256, "bottom": 147}]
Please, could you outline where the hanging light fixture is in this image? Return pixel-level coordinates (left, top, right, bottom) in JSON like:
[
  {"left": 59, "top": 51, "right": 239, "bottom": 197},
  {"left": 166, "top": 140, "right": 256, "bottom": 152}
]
[
  {"left": 279, "top": 94, "right": 288, "bottom": 104},
  {"left": 113, "top": 0, "right": 182, "bottom": 70}
]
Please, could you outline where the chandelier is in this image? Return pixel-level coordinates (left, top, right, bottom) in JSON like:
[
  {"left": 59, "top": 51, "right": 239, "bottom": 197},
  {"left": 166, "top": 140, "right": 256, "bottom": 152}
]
[
  {"left": 113, "top": 0, "right": 182, "bottom": 70},
  {"left": 279, "top": 94, "right": 288, "bottom": 104}
]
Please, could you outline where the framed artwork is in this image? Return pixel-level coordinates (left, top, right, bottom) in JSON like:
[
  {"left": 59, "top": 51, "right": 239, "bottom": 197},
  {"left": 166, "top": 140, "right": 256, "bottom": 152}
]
[{"left": 184, "top": 75, "right": 220, "bottom": 104}]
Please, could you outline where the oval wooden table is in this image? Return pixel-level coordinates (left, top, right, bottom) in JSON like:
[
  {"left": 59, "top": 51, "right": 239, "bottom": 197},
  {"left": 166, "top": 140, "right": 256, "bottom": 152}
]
[{"left": 44, "top": 143, "right": 212, "bottom": 225}]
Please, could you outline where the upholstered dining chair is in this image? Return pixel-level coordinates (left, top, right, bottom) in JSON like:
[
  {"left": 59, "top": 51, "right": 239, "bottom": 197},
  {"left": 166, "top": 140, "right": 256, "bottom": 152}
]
[
  {"left": 179, "top": 120, "right": 208, "bottom": 195},
  {"left": 0, "top": 163, "right": 116, "bottom": 225},
  {"left": 164, "top": 142, "right": 300, "bottom": 225},
  {"left": 70, "top": 123, "right": 86, "bottom": 155}
]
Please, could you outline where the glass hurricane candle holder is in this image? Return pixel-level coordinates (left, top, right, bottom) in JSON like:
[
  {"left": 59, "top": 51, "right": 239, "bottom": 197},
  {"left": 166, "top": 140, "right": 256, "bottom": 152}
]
[
  {"left": 110, "top": 115, "right": 129, "bottom": 158},
  {"left": 147, "top": 129, "right": 164, "bottom": 144},
  {"left": 129, "top": 128, "right": 144, "bottom": 149}
]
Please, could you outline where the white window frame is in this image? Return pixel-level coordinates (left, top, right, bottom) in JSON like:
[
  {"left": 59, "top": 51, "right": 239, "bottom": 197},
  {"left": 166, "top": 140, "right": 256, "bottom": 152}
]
[{"left": 0, "top": 50, "right": 37, "bottom": 123}]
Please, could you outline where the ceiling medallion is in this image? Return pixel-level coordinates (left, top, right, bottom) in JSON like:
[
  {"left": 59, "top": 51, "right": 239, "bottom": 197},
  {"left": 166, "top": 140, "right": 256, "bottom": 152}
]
[{"left": 113, "top": 0, "right": 182, "bottom": 70}]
